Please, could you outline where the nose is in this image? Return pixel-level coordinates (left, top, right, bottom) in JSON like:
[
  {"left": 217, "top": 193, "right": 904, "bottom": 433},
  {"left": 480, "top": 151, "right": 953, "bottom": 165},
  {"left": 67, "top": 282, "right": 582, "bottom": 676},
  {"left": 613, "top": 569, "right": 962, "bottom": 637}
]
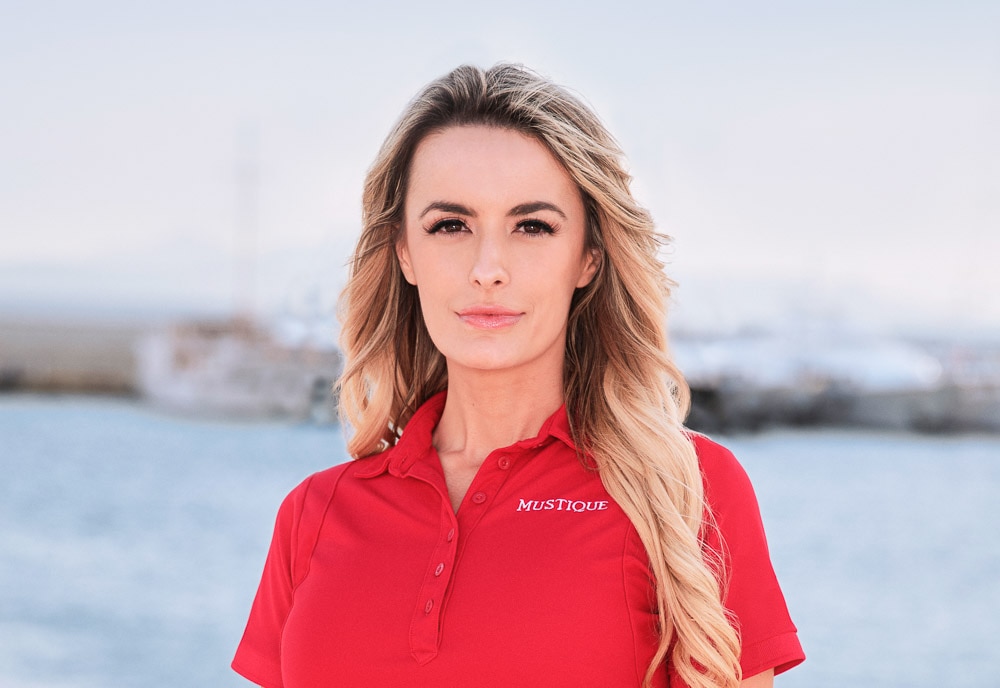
[{"left": 469, "top": 231, "right": 509, "bottom": 288}]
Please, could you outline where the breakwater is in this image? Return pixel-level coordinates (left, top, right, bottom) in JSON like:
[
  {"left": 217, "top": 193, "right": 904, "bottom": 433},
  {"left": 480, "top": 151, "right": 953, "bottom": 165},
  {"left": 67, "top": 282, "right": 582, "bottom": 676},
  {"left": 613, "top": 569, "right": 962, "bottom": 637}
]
[{"left": 2, "top": 318, "right": 997, "bottom": 433}]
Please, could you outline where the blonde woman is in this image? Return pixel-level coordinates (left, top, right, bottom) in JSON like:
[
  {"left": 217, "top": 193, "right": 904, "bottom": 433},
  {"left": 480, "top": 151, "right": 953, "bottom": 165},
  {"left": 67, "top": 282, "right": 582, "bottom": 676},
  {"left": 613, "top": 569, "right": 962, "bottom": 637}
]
[{"left": 233, "top": 64, "right": 804, "bottom": 688}]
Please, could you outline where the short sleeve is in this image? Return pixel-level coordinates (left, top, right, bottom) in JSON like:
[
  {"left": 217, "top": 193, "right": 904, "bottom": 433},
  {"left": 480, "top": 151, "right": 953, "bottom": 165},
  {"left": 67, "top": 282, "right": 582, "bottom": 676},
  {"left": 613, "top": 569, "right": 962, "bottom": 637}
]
[
  {"left": 233, "top": 463, "right": 352, "bottom": 687},
  {"left": 694, "top": 434, "right": 805, "bottom": 679},
  {"left": 231, "top": 477, "right": 311, "bottom": 688}
]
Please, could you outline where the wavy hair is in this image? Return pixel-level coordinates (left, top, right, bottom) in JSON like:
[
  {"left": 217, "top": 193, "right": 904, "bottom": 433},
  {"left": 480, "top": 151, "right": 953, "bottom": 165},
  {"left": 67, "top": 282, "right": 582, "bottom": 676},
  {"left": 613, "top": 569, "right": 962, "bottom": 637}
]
[{"left": 337, "top": 63, "right": 741, "bottom": 688}]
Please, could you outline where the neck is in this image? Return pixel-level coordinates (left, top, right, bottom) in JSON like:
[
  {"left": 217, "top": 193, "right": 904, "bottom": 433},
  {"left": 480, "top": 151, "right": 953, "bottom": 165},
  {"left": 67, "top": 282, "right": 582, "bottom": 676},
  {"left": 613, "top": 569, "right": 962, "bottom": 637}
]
[{"left": 433, "top": 363, "right": 564, "bottom": 468}]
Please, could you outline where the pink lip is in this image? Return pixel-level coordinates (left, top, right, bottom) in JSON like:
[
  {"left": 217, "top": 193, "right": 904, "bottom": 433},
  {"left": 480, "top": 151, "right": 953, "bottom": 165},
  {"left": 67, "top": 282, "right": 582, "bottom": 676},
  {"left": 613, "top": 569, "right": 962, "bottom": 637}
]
[{"left": 457, "top": 306, "right": 524, "bottom": 329}]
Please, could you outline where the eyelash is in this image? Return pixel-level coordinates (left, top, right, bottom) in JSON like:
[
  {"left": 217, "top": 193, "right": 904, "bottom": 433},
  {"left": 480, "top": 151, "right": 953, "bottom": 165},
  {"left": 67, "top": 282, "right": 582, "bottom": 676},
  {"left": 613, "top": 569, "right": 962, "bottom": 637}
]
[
  {"left": 517, "top": 219, "right": 557, "bottom": 236},
  {"left": 424, "top": 218, "right": 557, "bottom": 236},
  {"left": 425, "top": 219, "right": 467, "bottom": 235}
]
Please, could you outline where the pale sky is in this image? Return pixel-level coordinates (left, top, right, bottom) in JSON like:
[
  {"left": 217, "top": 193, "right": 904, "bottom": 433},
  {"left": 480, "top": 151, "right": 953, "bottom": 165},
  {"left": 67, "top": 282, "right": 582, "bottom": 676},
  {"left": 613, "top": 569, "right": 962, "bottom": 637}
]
[{"left": 2, "top": 1, "right": 998, "bottom": 336}]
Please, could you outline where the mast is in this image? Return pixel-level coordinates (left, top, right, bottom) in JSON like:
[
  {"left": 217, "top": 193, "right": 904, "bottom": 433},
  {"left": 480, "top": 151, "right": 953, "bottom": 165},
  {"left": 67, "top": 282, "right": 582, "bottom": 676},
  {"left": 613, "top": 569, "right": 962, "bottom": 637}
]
[{"left": 234, "top": 125, "right": 259, "bottom": 322}]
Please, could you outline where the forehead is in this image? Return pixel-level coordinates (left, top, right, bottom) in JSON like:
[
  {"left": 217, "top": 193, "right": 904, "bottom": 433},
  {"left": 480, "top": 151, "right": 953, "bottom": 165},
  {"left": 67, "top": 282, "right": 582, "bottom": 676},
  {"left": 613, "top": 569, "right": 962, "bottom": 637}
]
[{"left": 405, "top": 125, "right": 581, "bottom": 209}]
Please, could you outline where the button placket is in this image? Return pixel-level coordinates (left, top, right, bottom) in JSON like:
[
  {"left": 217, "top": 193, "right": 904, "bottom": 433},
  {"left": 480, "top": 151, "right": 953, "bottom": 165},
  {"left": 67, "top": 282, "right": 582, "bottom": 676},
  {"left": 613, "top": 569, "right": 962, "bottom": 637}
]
[
  {"left": 462, "top": 458, "right": 508, "bottom": 511},
  {"left": 411, "top": 446, "right": 522, "bottom": 663},
  {"left": 409, "top": 505, "right": 459, "bottom": 663}
]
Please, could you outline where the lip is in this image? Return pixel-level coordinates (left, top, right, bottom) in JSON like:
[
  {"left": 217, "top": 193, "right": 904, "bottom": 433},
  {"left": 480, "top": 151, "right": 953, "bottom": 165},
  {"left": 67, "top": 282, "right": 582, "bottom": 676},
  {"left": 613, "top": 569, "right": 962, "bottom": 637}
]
[{"left": 457, "top": 305, "right": 524, "bottom": 330}]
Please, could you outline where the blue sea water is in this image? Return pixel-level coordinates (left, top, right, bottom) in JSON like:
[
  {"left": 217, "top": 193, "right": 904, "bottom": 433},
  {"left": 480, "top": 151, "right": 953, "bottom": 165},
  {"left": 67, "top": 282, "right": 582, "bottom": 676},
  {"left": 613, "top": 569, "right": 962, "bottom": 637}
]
[
  {"left": 727, "top": 431, "right": 1000, "bottom": 687},
  {"left": 0, "top": 396, "right": 997, "bottom": 687}
]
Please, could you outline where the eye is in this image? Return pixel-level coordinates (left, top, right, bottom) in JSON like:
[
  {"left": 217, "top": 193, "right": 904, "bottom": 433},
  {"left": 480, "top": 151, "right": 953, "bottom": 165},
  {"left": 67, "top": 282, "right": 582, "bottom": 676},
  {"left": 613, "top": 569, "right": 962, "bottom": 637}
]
[
  {"left": 426, "top": 218, "right": 468, "bottom": 235},
  {"left": 517, "top": 219, "right": 556, "bottom": 236}
]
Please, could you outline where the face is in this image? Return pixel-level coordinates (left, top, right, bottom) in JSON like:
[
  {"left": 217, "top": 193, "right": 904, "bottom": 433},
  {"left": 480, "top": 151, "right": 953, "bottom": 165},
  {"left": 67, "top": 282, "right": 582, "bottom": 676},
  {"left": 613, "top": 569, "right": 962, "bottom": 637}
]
[{"left": 396, "top": 125, "right": 599, "bottom": 377}]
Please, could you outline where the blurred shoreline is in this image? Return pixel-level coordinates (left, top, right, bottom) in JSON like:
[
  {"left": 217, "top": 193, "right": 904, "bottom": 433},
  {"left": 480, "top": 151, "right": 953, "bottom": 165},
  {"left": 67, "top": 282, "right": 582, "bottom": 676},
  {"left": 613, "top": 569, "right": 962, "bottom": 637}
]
[
  {"left": 0, "top": 317, "right": 144, "bottom": 396},
  {"left": 1, "top": 316, "right": 998, "bottom": 433}
]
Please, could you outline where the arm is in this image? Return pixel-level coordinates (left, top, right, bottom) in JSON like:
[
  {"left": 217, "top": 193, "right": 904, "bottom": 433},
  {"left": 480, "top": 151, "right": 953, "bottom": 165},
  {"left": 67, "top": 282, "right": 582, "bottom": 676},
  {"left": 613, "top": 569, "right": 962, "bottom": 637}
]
[{"left": 740, "top": 668, "right": 774, "bottom": 687}]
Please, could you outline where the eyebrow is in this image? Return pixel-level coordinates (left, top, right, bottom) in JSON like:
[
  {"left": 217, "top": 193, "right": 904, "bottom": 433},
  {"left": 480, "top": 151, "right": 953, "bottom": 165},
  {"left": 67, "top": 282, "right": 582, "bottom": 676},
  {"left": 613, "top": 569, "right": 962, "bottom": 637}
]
[
  {"left": 507, "top": 201, "right": 566, "bottom": 219},
  {"left": 418, "top": 201, "right": 475, "bottom": 219},
  {"left": 418, "top": 200, "right": 567, "bottom": 220}
]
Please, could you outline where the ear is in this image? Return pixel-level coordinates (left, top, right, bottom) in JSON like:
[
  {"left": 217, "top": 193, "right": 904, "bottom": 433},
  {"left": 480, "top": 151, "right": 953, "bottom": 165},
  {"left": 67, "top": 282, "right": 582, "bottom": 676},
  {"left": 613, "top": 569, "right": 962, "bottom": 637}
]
[
  {"left": 576, "top": 248, "right": 601, "bottom": 288},
  {"left": 395, "top": 231, "right": 417, "bottom": 286}
]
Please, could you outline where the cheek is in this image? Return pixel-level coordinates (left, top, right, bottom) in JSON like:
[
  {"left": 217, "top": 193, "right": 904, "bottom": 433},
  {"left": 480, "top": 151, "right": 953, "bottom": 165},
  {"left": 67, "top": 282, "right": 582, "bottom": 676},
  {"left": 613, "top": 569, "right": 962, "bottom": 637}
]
[
  {"left": 399, "top": 217, "right": 454, "bottom": 270},
  {"left": 412, "top": 274, "right": 457, "bottom": 332},
  {"left": 412, "top": 253, "right": 458, "bottom": 296},
  {"left": 554, "top": 256, "right": 592, "bottom": 297}
]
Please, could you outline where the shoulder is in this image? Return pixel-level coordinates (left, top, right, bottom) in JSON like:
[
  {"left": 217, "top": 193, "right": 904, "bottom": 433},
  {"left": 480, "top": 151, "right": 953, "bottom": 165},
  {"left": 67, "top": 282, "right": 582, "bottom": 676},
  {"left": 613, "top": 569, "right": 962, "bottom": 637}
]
[
  {"left": 268, "top": 460, "right": 371, "bottom": 585},
  {"left": 688, "top": 432, "right": 770, "bottom": 553},
  {"left": 281, "top": 461, "right": 352, "bottom": 505},
  {"left": 278, "top": 447, "right": 396, "bottom": 517},
  {"left": 688, "top": 432, "right": 756, "bottom": 506},
  {"left": 273, "top": 460, "right": 358, "bottom": 532}
]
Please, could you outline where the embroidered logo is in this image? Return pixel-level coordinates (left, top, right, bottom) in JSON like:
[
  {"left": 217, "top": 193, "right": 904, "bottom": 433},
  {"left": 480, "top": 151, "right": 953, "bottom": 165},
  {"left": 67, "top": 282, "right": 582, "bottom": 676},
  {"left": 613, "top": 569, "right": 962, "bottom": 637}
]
[{"left": 516, "top": 498, "right": 609, "bottom": 513}]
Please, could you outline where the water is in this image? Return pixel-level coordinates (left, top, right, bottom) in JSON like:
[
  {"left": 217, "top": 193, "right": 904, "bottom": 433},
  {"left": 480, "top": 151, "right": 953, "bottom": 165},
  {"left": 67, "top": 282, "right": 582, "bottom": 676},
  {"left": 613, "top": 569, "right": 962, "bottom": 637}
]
[
  {"left": 1, "top": 397, "right": 998, "bottom": 687},
  {"left": 0, "top": 396, "right": 337, "bottom": 688},
  {"left": 727, "top": 432, "right": 1000, "bottom": 687}
]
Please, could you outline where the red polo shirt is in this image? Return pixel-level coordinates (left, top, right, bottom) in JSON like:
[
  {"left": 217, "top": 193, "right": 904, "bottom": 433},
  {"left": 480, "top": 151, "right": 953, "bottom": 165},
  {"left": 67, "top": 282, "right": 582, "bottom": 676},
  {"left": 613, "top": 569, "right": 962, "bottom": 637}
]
[{"left": 233, "top": 392, "right": 803, "bottom": 687}]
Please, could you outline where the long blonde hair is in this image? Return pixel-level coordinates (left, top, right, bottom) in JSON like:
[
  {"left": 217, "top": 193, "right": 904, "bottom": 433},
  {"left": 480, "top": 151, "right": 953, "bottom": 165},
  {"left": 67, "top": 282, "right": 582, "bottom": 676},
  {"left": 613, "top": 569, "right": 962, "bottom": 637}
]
[{"left": 337, "top": 64, "right": 741, "bottom": 688}]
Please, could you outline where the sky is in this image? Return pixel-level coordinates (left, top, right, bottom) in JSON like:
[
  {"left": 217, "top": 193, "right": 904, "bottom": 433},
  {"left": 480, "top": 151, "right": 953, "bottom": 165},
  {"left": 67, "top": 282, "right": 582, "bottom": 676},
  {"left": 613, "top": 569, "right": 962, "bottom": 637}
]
[{"left": 2, "top": 0, "right": 998, "bottom": 337}]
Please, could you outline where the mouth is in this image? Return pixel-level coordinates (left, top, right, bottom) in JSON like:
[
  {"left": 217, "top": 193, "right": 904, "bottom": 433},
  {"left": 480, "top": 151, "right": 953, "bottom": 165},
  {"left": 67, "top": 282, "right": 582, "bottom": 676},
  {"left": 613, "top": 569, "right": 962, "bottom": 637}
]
[{"left": 457, "top": 306, "right": 524, "bottom": 330}]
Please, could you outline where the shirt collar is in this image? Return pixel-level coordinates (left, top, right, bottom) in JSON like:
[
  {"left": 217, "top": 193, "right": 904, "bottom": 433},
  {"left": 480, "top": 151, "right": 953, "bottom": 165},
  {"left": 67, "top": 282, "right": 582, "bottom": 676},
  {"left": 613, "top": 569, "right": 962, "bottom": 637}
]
[{"left": 353, "top": 390, "right": 577, "bottom": 479}]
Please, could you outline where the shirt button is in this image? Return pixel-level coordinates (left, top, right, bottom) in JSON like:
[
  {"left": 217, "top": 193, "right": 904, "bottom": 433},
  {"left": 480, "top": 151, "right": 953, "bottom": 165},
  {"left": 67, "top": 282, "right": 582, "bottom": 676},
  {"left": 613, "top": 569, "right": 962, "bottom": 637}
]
[
  {"left": 497, "top": 456, "right": 511, "bottom": 470},
  {"left": 447, "top": 528, "right": 455, "bottom": 542},
  {"left": 434, "top": 563, "right": 445, "bottom": 576},
  {"left": 471, "top": 491, "right": 487, "bottom": 504},
  {"left": 424, "top": 599, "right": 434, "bottom": 614}
]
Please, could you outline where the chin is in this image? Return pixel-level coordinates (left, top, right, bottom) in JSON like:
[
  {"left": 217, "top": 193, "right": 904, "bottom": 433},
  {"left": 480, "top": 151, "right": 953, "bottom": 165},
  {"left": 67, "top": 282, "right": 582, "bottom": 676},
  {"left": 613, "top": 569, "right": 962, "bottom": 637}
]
[
  {"left": 437, "top": 343, "right": 530, "bottom": 372},
  {"left": 448, "top": 354, "right": 522, "bottom": 373},
  {"left": 436, "top": 335, "right": 561, "bottom": 376}
]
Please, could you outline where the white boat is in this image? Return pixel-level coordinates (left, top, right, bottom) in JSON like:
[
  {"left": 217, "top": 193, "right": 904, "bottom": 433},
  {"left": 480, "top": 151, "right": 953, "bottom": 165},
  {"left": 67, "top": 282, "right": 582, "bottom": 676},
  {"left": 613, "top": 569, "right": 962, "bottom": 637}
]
[{"left": 135, "top": 317, "right": 341, "bottom": 422}]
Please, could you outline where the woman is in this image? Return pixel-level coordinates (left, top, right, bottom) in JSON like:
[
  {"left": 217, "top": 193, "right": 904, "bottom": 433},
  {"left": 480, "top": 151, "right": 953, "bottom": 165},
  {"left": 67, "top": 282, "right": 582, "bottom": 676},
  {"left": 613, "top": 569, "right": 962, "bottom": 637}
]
[{"left": 233, "top": 64, "right": 804, "bottom": 688}]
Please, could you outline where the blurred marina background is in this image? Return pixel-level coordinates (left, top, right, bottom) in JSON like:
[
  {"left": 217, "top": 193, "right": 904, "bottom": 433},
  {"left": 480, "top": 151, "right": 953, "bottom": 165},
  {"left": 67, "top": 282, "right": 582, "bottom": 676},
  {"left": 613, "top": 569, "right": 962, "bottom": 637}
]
[{"left": 2, "top": 1, "right": 998, "bottom": 686}]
